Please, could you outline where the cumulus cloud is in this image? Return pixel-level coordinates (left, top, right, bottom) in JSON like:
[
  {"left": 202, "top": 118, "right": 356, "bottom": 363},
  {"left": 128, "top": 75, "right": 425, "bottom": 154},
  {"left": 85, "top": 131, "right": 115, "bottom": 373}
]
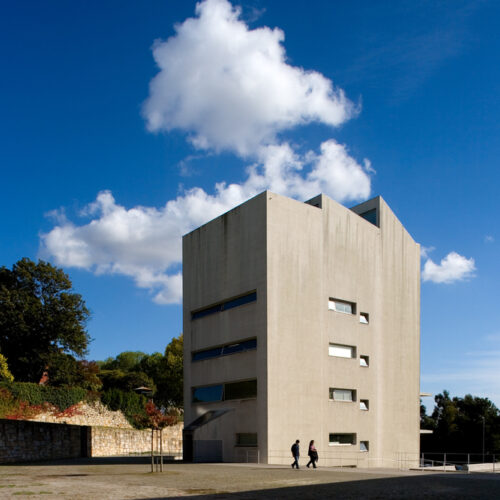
[
  {"left": 41, "top": 140, "right": 371, "bottom": 303},
  {"left": 41, "top": 0, "right": 374, "bottom": 304},
  {"left": 422, "top": 251, "right": 476, "bottom": 284},
  {"left": 143, "top": 0, "right": 356, "bottom": 156}
]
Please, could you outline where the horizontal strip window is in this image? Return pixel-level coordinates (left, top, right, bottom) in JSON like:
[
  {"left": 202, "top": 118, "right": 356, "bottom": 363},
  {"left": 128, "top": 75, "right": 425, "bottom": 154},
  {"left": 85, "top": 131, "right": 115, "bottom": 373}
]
[
  {"left": 192, "top": 291, "right": 257, "bottom": 320},
  {"left": 329, "top": 343, "right": 356, "bottom": 359},
  {"left": 330, "top": 388, "right": 356, "bottom": 402},
  {"left": 236, "top": 433, "right": 258, "bottom": 447},
  {"left": 328, "top": 298, "right": 356, "bottom": 315},
  {"left": 192, "top": 338, "right": 257, "bottom": 362},
  {"left": 192, "top": 379, "right": 257, "bottom": 403},
  {"left": 329, "top": 433, "right": 356, "bottom": 446}
]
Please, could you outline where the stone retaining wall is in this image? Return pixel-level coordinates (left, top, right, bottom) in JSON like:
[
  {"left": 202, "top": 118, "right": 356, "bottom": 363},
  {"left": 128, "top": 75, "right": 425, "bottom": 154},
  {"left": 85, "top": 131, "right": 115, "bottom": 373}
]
[
  {"left": 90, "top": 423, "right": 183, "bottom": 457},
  {"left": 0, "top": 419, "right": 84, "bottom": 464},
  {"left": 0, "top": 419, "right": 183, "bottom": 463},
  {"left": 28, "top": 401, "right": 134, "bottom": 429}
]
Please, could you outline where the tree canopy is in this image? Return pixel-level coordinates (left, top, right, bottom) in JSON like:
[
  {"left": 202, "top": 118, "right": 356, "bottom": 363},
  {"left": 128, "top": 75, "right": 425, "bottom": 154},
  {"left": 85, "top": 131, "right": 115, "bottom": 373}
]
[
  {"left": 98, "top": 334, "right": 183, "bottom": 408},
  {"left": 0, "top": 258, "right": 90, "bottom": 381},
  {"left": 421, "top": 390, "right": 500, "bottom": 453}
]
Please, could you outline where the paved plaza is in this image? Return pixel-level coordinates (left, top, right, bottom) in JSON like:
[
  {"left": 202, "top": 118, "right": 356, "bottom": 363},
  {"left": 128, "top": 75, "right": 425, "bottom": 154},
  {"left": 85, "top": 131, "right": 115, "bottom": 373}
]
[{"left": 1, "top": 458, "right": 499, "bottom": 499}]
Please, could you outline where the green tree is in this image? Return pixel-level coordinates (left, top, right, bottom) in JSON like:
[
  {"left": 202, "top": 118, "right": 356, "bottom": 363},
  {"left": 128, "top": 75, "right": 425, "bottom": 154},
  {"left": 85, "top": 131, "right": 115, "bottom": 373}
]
[
  {"left": 157, "top": 334, "right": 183, "bottom": 408},
  {"left": 422, "top": 390, "right": 500, "bottom": 453},
  {"left": 420, "top": 400, "right": 436, "bottom": 430},
  {"left": 0, "top": 353, "right": 14, "bottom": 382},
  {"left": 100, "top": 369, "right": 155, "bottom": 393},
  {"left": 0, "top": 258, "right": 90, "bottom": 381},
  {"left": 100, "top": 351, "right": 148, "bottom": 372}
]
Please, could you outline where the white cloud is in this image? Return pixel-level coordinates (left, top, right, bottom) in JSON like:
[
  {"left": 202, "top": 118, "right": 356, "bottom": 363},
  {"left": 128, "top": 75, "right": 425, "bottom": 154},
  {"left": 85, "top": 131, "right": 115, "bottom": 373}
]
[
  {"left": 422, "top": 251, "right": 476, "bottom": 284},
  {"left": 420, "top": 245, "right": 434, "bottom": 259},
  {"left": 484, "top": 235, "right": 494, "bottom": 243},
  {"left": 41, "top": 140, "right": 371, "bottom": 303},
  {"left": 143, "top": 0, "right": 355, "bottom": 156},
  {"left": 41, "top": 0, "right": 374, "bottom": 304}
]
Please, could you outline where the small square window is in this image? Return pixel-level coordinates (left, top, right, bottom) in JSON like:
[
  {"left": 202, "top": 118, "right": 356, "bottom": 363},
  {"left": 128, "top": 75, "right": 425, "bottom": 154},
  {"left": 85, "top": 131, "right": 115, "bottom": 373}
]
[
  {"left": 359, "top": 313, "right": 369, "bottom": 324},
  {"left": 328, "top": 298, "right": 356, "bottom": 315},
  {"left": 360, "top": 441, "right": 369, "bottom": 452},
  {"left": 330, "top": 388, "right": 356, "bottom": 402},
  {"left": 360, "top": 355, "right": 369, "bottom": 367},
  {"left": 329, "top": 343, "right": 356, "bottom": 358},
  {"left": 360, "top": 399, "right": 369, "bottom": 411}
]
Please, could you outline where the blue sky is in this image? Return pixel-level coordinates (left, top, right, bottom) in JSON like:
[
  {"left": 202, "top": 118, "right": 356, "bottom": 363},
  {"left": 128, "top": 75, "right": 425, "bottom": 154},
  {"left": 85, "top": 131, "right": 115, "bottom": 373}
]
[{"left": 1, "top": 0, "right": 499, "bottom": 408}]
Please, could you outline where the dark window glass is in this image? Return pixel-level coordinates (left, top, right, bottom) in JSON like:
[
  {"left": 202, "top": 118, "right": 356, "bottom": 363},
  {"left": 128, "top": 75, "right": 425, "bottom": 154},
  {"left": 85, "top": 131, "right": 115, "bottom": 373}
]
[
  {"left": 223, "top": 292, "right": 257, "bottom": 311},
  {"left": 192, "top": 385, "right": 223, "bottom": 403},
  {"left": 192, "top": 304, "right": 222, "bottom": 320},
  {"left": 329, "top": 433, "right": 356, "bottom": 445},
  {"left": 191, "top": 291, "right": 256, "bottom": 320},
  {"left": 359, "top": 208, "right": 377, "bottom": 226},
  {"left": 224, "top": 379, "right": 257, "bottom": 400},
  {"left": 192, "top": 347, "right": 223, "bottom": 361},
  {"left": 236, "top": 433, "right": 258, "bottom": 446},
  {"left": 222, "top": 338, "right": 257, "bottom": 356}
]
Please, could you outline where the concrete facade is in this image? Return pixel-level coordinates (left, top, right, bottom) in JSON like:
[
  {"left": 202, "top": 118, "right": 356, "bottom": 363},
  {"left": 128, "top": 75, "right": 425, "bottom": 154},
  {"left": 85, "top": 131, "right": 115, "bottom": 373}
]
[{"left": 183, "top": 191, "right": 420, "bottom": 467}]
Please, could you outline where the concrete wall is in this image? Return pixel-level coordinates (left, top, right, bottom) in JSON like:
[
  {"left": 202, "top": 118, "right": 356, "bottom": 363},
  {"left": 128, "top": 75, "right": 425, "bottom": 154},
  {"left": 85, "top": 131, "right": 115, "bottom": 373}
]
[
  {"left": 267, "top": 193, "right": 420, "bottom": 467},
  {"left": 183, "top": 192, "right": 267, "bottom": 462},
  {"left": 183, "top": 190, "right": 420, "bottom": 467},
  {"left": 0, "top": 419, "right": 84, "bottom": 463}
]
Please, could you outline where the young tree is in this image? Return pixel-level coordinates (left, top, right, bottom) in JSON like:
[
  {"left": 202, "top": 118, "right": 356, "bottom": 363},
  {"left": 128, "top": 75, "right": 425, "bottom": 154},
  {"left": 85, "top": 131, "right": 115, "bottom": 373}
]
[
  {"left": 135, "top": 400, "right": 179, "bottom": 472},
  {"left": 0, "top": 258, "right": 90, "bottom": 381}
]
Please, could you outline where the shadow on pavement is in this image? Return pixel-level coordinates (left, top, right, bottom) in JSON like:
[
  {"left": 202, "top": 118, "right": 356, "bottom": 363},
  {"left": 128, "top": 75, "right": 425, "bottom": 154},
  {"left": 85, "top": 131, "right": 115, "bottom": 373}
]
[
  {"left": 2, "top": 456, "right": 184, "bottom": 466},
  {"left": 151, "top": 473, "right": 500, "bottom": 500}
]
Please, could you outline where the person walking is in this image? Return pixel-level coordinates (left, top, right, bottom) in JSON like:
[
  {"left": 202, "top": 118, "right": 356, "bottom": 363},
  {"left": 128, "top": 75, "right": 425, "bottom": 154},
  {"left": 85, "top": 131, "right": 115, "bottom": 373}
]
[
  {"left": 306, "top": 440, "right": 318, "bottom": 468},
  {"left": 291, "top": 439, "right": 300, "bottom": 469}
]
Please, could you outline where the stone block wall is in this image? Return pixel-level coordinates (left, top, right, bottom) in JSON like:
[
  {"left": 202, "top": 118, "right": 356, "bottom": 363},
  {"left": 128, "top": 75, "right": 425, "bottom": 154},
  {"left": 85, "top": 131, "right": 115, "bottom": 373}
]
[
  {"left": 90, "top": 423, "right": 183, "bottom": 457},
  {"left": 0, "top": 419, "right": 84, "bottom": 463},
  {"left": 0, "top": 419, "right": 183, "bottom": 463}
]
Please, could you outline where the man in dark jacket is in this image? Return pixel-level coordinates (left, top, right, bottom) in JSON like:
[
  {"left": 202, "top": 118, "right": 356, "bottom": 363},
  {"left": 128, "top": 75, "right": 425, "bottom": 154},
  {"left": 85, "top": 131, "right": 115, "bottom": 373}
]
[{"left": 291, "top": 439, "right": 300, "bottom": 469}]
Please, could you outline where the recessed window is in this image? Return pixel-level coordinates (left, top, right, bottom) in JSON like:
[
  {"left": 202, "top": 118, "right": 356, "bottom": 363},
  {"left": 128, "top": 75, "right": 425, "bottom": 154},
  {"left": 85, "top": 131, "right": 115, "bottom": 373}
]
[
  {"left": 192, "top": 338, "right": 257, "bottom": 362},
  {"left": 328, "top": 343, "right": 356, "bottom": 359},
  {"left": 192, "top": 379, "right": 257, "bottom": 403},
  {"left": 360, "top": 355, "right": 369, "bottom": 367},
  {"left": 192, "top": 384, "right": 224, "bottom": 403},
  {"left": 359, "top": 313, "right": 369, "bottom": 324},
  {"left": 360, "top": 399, "right": 369, "bottom": 411},
  {"left": 328, "top": 298, "right": 356, "bottom": 315},
  {"left": 224, "top": 379, "right": 257, "bottom": 400},
  {"left": 330, "top": 388, "right": 356, "bottom": 402},
  {"left": 236, "top": 433, "right": 257, "bottom": 447},
  {"left": 360, "top": 441, "right": 369, "bottom": 452},
  {"left": 359, "top": 208, "right": 377, "bottom": 226},
  {"left": 329, "top": 433, "right": 356, "bottom": 446},
  {"left": 192, "top": 291, "right": 257, "bottom": 320}
]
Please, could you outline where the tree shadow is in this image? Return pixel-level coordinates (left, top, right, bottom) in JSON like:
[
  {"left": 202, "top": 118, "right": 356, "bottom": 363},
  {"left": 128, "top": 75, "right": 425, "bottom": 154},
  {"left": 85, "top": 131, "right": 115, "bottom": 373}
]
[{"left": 148, "top": 473, "right": 500, "bottom": 499}]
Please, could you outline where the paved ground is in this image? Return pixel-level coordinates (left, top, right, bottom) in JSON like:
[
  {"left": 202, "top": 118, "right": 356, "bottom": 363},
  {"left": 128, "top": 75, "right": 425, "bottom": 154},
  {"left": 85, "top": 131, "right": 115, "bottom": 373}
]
[{"left": 1, "top": 457, "right": 499, "bottom": 499}]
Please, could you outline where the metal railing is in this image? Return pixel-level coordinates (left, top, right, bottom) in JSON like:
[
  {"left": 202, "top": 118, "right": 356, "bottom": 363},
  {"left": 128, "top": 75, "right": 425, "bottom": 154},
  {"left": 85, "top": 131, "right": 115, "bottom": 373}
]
[
  {"left": 235, "top": 448, "right": 260, "bottom": 463},
  {"left": 419, "top": 452, "right": 498, "bottom": 473},
  {"left": 267, "top": 450, "right": 420, "bottom": 469}
]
